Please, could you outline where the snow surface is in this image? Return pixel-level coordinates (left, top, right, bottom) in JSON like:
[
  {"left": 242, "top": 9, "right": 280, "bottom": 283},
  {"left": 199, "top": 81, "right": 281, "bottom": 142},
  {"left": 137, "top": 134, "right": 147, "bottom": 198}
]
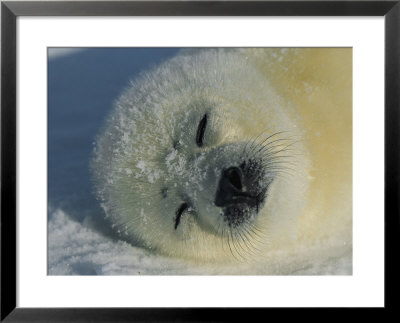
[{"left": 48, "top": 208, "right": 351, "bottom": 275}]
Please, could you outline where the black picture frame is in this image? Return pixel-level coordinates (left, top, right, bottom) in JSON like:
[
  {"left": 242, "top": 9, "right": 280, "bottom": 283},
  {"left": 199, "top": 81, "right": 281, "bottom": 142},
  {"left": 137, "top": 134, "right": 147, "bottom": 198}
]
[{"left": 1, "top": 1, "right": 399, "bottom": 321}]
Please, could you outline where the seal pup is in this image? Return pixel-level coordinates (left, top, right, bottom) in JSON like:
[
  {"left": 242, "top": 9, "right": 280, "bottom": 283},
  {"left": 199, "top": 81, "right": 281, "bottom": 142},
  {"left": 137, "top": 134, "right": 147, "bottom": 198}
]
[{"left": 92, "top": 48, "right": 351, "bottom": 264}]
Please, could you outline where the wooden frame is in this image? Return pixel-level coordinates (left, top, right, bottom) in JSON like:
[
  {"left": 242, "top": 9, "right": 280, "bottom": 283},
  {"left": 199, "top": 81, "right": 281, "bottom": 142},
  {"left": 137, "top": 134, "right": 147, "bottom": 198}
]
[{"left": 1, "top": 1, "right": 399, "bottom": 320}]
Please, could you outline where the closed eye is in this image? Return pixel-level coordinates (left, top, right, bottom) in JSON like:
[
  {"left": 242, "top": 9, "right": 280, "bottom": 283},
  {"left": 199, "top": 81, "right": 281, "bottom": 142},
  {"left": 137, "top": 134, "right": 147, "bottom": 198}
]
[
  {"left": 196, "top": 114, "right": 208, "bottom": 147},
  {"left": 174, "top": 203, "right": 188, "bottom": 229}
]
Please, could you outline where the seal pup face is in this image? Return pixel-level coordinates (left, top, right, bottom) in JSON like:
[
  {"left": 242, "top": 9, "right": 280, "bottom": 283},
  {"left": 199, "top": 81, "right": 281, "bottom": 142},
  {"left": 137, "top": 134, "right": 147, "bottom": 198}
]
[
  {"left": 92, "top": 49, "right": 309, "bottom": 261},
  {"left": 163, "top": 100, "right": 275, "bottom": 237}
]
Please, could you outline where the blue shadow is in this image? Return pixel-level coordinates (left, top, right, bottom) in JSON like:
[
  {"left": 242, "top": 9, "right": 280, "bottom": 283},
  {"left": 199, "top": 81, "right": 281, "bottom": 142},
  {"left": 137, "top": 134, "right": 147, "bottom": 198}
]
[{"left": 48, "top": 48, "right": 180, "bottom": 236}]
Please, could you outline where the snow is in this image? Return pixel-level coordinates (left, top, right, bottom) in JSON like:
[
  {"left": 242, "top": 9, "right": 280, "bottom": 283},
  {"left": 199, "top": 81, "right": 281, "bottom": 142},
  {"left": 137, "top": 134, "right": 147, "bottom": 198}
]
[{"left": 48, "top": 208, "right": 351, "bottom": 275}]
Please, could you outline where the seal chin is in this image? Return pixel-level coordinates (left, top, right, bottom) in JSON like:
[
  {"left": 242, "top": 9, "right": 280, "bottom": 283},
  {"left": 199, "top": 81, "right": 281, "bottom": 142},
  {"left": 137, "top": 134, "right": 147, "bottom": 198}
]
[{"left": 222, "top": 204, "right": 258, "bottom": 228}]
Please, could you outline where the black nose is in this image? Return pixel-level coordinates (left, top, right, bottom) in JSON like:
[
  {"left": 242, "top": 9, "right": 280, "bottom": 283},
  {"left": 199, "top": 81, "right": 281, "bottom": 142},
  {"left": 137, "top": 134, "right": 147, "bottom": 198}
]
[{"left": 215, "top": 167, "right": 257, "bottom": 208}]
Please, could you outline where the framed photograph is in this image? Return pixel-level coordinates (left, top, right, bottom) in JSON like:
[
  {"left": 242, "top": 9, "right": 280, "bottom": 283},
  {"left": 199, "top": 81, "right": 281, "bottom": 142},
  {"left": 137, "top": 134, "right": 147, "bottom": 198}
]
[{"left": 1, "top": 0, "right": 399, "bottom": 320}]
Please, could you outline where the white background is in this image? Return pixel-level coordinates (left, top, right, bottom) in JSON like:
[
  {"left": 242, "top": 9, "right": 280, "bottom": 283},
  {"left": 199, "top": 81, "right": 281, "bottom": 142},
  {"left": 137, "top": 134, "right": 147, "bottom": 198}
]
[{"left": 17, "top": 17, "right": 384, "bottom": 307}]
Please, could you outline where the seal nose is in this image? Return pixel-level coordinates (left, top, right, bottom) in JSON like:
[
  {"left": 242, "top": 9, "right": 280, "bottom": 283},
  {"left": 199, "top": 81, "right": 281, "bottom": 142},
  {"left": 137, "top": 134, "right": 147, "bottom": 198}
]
[
  {"left": 215, "top": 167, "right": 256, "bottom": 207},
  {"left": 226, "top": 167, "right": 242, "bottom": 190}
]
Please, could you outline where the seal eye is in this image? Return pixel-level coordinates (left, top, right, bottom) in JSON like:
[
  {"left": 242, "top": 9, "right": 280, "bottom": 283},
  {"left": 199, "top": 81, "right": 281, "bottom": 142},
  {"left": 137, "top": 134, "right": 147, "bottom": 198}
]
[
  {"left": 174, "top": 203, "right": 188, "bottom": 229},
  {"left": 196, "top": 114, "right": 207, "bottom": 147}
]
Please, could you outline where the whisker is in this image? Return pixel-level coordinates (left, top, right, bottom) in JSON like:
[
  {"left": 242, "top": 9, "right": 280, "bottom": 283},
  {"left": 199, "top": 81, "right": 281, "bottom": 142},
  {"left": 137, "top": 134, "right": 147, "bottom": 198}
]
[
  {"left": 246, "top": 131, "right": 290, "bottom": 156},
  {"left": 232, "top": 229, "right": 252, "bottom": 261},
  {"left": 262, "top": 165, "right": 298, "bottom": 174},
  {"left": 228, "top": 226, "right": 245, "bottom": 262},
  {"left": 237, "top": 228, "right": 261, "bottom": 255},
  {"left": 222, "top": 226, "right": 230, "bottom": 258},
  {"left": 270, "top": 140, "right": 302, "bottom": 156},
  {"left": 242, "top": 129, "right": 271, "bottom": 157},
  {"left": 226, "top": 227, "right": 241, "bottom": 262},
  {"left": 246, "top": 225, "right": 267, "bottom": 245},
  {"left": 257, "top": 141, "right": 301, "bottom": 159},
  {"left": 254, "top": 136, "right": 299, "bottom": 155},
  {"left": 242, "top": 225, "right": 264, "bottom": 246}
]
